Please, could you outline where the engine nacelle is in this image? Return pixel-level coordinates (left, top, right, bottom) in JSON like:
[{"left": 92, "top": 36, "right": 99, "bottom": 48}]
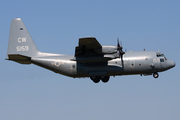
[{"left": 94, "top": 46, "right": 117, "bottom": 54}]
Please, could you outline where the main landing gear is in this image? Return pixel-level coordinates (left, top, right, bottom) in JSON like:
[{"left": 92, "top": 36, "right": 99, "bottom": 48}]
[
  {"left": 153, "top": 72, "right": 159, "bottom": 78},
  {"left": 90, "top": 76, "right": 110, "bottom": 83}
]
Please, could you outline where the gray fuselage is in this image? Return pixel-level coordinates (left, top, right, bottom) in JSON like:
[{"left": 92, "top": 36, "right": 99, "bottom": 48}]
[{"left": 30, "top": 51, "right": 175, "bottom": 78}]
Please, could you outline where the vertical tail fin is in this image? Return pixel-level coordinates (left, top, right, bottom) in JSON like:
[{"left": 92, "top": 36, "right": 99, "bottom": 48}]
[{"left": 7, "top": 18, "right": 39, "bottom": 63}]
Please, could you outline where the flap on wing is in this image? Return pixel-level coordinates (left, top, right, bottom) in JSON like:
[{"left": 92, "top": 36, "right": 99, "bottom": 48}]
[{"left": 79, "top": 37, "right": 102, "bottom": 49}]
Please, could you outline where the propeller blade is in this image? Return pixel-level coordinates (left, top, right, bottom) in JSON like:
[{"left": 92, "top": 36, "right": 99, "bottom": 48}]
[
  {"left": 117, "top": 38, "right": 120, "bottom": 48},
  {"left": 117, "top": 38, "right": 125, "bottom": 58},
  {"left": 116, "top": 38, "right": 125, "bottom": 68}
]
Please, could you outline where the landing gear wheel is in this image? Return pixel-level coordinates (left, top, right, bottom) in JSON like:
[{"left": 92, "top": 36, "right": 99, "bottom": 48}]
[
  {"left": 90, "top": 76, "right": 100, "bottom": 83},
  {"left": 153, "top": 72, "right": 159, "bottom": 78},
  {"left": 100, "top": 76, "right": 110, "bottom": 83}
]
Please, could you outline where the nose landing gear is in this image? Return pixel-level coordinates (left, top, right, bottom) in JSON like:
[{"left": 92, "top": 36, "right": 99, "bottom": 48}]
[{"left": 153, "top": 72, "right": 159, "bottom": 78}]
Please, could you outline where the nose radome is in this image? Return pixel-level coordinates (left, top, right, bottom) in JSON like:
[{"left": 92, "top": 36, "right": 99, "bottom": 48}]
[
  {"left": 173, "top": 61, "right": 176, "bottom": 67},
  {"left": 166, "top": 60, "right": 175, "bottom": 69}
]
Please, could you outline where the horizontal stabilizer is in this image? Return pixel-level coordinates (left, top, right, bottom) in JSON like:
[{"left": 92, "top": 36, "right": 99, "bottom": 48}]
[{"left": 7, "top": 54, "right": 31, "bottom": 64}]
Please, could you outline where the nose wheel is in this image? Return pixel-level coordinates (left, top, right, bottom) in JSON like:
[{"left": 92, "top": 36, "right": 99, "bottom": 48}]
[{"left": 153, "top": 72, "right": 159, "bottom": 78}]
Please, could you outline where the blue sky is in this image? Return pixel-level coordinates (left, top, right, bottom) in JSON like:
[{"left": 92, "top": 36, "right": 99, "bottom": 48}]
[{"left": 0, "top": 0, "right": 179, "bottom": 120}]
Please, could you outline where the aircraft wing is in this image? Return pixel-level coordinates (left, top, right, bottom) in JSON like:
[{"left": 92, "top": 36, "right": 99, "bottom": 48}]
[
  {"left": 75, "top": 37, "right": 102, "bottom": 57},
  {"left": 73, "top": 37, "right": 117, "bottom": 62},
  {"left": 79, "top": 37, "right": 102, "bottom": 49}
]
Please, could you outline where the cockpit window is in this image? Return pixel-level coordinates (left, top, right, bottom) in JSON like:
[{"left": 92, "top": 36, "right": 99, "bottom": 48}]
[
  {"left": 157, "top": 53, "right": 165, "bottom": 57},
  {"left": 156, "top": 52, "right": 167, "bottom": 60},
  {"left": 160, "top": 59, "right": 164, "bottom": 62}
]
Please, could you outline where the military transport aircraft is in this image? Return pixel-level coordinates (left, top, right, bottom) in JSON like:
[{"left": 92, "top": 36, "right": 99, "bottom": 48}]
[{"left": 6, "top": 18, "right": 175, "bottom": 83}]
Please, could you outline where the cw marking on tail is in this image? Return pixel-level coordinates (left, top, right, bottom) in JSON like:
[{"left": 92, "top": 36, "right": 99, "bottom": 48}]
[{"left": 18, "top": 37, "right": 26, "bottom": 43}]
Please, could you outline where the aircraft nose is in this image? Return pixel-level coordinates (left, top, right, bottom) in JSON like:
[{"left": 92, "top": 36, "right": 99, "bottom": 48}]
[{"left": 166, "top": 60, "right": 175, "bottom": 69}]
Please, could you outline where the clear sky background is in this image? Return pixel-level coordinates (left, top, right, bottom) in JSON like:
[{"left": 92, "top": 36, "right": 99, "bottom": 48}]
[{"left": 0, "top": 0, "right": 179, "bottom": 120}]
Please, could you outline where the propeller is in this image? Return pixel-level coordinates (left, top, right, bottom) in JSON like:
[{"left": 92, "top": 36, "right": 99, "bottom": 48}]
[
  {"left": 117, "top": 38, "right": 125, "bottom": 59},
  {"left": 117, "top": 38, "right": 125, "bottom": 68}
]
